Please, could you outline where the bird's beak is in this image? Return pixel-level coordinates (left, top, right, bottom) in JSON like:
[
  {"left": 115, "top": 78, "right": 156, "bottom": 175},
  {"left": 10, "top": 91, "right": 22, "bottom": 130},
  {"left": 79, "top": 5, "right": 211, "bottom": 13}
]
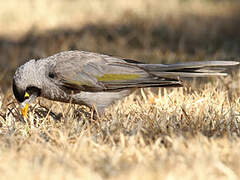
[{"left": 20, "top": 92, "right": 37, "bottom": 118}]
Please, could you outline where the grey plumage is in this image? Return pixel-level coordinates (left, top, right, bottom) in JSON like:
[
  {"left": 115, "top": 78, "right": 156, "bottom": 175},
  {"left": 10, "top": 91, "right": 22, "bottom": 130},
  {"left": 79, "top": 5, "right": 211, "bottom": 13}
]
[{"left": 13, "top": 50, "right": 239, "bottom": 114}]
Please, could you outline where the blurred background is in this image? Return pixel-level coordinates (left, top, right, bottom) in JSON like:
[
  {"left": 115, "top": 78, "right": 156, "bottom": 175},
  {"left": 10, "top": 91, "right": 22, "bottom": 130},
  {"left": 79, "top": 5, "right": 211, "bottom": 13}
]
[{"left": 0, "top": 0, "right": 240, "bottom": 91}]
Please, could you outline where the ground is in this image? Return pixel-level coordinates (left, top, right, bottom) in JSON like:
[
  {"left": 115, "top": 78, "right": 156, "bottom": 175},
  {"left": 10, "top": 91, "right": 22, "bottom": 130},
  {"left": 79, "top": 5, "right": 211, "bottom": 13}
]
[{"left": 0, "top": 0, "right": 240, "bottom": 179}]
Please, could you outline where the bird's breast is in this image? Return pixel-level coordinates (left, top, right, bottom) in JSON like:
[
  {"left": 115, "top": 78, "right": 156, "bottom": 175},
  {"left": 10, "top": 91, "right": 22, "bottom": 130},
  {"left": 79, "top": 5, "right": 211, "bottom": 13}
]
[{"left": 41, "top": 84, "right": 71, "bottom": 103}]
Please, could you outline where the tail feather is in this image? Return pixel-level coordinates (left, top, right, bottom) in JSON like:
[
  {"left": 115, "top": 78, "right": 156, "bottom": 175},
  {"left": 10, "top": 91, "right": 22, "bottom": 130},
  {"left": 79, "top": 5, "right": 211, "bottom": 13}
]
[{"left": 139, "top": 61, "right": 239, "bottom": 78}]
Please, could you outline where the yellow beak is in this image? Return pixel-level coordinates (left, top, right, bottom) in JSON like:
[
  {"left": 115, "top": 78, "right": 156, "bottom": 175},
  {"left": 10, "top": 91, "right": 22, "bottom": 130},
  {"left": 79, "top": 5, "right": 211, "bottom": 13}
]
[
  {"left": 21, "top": 92, "right": 30, "bottom": 118},
  {"left": 21, "top": 103, "right": 29, "bottom": 118}
]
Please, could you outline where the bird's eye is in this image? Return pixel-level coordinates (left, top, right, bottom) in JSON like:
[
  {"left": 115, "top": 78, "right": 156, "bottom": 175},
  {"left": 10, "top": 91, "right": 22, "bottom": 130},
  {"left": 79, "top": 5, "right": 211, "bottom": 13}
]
[{"left": 48, "top": 72, "right": 55, "bottom": 79}]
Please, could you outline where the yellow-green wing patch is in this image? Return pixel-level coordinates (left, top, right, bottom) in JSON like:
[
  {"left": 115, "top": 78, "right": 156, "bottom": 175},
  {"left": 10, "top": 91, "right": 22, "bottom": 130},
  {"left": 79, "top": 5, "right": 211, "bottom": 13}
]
[{"left": 97, "top": 74, "right": 140, "bottom": 82}]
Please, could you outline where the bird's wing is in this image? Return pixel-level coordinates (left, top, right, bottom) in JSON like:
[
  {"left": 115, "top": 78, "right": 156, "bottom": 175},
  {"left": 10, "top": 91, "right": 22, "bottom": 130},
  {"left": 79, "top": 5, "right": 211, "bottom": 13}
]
[{"left": 52, "top": 53, "right": 182, "bottom": 93}]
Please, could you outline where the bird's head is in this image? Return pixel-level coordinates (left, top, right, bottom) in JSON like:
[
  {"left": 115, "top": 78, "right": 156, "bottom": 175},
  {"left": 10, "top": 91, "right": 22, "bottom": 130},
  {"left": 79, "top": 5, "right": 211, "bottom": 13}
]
[{"left": 12, "top": 59, "right": 42, "bottom": 117}]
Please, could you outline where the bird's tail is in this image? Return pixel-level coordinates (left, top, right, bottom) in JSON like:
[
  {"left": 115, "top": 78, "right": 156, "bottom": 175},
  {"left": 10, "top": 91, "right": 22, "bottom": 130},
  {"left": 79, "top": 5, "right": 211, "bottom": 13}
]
[{"left": 138, "top": 61, "right": 239, "bottom": 78}]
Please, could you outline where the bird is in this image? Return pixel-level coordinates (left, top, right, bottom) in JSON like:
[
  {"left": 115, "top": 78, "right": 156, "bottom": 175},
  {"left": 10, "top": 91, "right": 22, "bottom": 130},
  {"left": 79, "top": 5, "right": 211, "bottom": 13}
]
[{"left": 12, "top": 50, "right": 239, "bottom": 117}]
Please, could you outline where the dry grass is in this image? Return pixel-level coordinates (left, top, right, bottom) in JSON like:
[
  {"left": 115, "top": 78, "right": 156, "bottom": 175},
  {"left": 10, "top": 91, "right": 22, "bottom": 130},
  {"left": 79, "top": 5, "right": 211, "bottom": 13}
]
[
  {"left": 1, "top": 76, "right": 240, "bottom": 179},
  {"left": 0, "top": 0, "right": 240, "bottom": 179}
]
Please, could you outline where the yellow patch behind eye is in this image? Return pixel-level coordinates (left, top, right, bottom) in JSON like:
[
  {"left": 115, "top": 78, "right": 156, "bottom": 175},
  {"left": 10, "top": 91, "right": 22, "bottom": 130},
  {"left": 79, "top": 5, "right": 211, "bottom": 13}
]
[{"left": 25, "top": 92, "right": 30, "bottom": 98}]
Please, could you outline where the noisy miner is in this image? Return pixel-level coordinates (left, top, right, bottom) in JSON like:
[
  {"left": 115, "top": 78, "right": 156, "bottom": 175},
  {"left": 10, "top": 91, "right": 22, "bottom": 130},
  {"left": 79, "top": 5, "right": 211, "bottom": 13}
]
[{"left": 12, "top": 50, "right": 239, "bottom": 117}]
